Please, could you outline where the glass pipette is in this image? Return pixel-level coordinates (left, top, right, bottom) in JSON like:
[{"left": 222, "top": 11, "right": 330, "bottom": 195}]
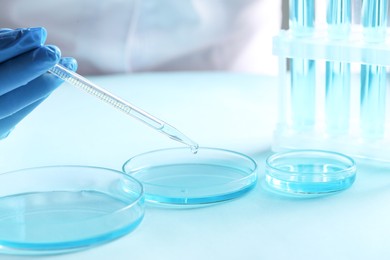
[{"left": 48, "top": 64, "right": 199, "bottom": 153}]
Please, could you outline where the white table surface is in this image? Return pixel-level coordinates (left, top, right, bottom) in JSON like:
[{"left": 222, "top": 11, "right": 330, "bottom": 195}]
[{"left": 1, "top": 72, "right": 390, "bottom": 260}]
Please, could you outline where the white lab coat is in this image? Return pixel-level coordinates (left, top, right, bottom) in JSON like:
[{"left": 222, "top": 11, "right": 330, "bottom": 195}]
[{"left": 0, "top": 0, "right": 281, "bottom": 75}]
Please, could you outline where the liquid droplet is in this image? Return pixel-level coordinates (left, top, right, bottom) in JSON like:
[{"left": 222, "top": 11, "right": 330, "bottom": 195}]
[{"left": 190, "top": 144, "right": 199, "bottom": 154}]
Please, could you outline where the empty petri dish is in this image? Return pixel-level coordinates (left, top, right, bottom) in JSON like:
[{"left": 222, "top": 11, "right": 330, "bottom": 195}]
[
  {"left": 265, "top": 150, "right": 356, "bottom": 196},
  {"left": 122, "top": 147, "right": 258, "bottom": 207},
  {"left": 0, "top": 166, "right": 144, "bottom": 255}
]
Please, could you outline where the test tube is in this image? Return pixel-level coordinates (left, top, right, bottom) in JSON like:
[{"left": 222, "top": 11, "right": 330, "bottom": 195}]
[
  {"left": 360, "top": 0, "right": 388, "bottom": 139},
  {"left": 289, "top": 0, "right": 316, "bottom": 131},
  {"left": 325, "top": 0, "right": 352, "bottom": 135}
]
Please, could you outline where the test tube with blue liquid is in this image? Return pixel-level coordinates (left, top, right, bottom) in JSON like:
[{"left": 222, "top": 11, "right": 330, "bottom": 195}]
[
  {"left": 326, "top": 0, "right": 352, "bottom": 135},
  {"left": 289, "top": 0, "right": 316, "bottom": 131},
  {"left": 360, "top": 0, "right": 388, "bottom": 140}
]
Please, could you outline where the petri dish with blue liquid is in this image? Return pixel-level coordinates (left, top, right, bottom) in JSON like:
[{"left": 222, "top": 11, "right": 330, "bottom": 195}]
[
  {"left": 122, "top": 147, "right": 258, "bottom": 207},
  {"left": 265, "top": 150, "right": 356, "bottom": 196},
  {"left": 0, "top": 166, "right": 144, "bottom": 255}
]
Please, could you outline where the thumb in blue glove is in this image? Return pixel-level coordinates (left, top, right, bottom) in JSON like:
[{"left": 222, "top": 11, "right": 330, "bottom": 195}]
[{"left": 0, "top": 27, "right": 77, "bottom": 139}]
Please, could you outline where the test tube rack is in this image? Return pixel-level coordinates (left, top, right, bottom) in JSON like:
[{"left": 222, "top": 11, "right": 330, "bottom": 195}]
[{"left": 272, "top": 25, "right": 390, "bottom": 163}]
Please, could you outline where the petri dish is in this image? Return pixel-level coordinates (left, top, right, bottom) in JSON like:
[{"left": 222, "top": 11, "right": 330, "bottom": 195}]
[
  {"left": 0, "top": 166, "right": 144, "bottom": 255},
  {"left": 122, "top": 147, "right": 258, "bottom": 207},
  {"left": 265, "top": 150, "right": 356, "bottom": 196}
]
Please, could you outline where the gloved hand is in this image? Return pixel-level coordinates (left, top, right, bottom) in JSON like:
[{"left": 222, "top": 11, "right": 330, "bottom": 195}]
[{"left": 0, "top": 27, "right": 77, "bottom": 139}]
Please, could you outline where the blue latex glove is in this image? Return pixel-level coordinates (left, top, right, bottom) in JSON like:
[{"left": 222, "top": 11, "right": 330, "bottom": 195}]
[{"left": 0, "top": 27, "right": 77, "bottom": 139}]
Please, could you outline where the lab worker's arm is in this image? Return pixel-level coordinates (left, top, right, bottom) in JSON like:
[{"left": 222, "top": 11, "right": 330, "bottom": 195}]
[
  {"left": 0, "top": 0, "right": 281, "bottom": 75},
  {"left": 129, "top": 0, "right": 281, "bottom": 74},
  {"left": 0, "top": 27, "right": 77, "bottom": 139}
]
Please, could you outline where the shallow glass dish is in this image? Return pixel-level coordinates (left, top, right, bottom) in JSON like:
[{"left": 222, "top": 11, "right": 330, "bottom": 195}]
[
  {"left": 122, "top": 147, "right": 258, "bottom": 206},
  {"left": 0, "top": 166, "right": 144, "bottom": 255},
  {"left": 265, "top": 150, "right": 356, "bottom": 196}
]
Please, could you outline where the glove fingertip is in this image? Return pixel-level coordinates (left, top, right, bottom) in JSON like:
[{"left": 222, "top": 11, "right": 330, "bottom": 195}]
[
  {"left": 28, "top": 27, "right": 47, "bottom": 45},
  {"left": 45, "top": 45, "right": 61, "bottom": 61},
  {"left": 0, "top": 27, "right": 48, "bottom": 63},
  {"left": 31, "top": 45, "right": 61, "bottom": 70},
  {"left": 0, "top": 28, "right": 13, "bottom": 34},
  {"left": 60, "top": 57, "right": 78, "bottom": 72}
]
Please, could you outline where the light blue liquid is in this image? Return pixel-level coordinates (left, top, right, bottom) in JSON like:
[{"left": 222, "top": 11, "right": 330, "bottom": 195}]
[
  {"left": 289, "top": 0, "right": 316, "bottom": 131},
  {"left": 289, "top": 0, "right": 315, "bottom": 37},
  {"left": 133, "top": 163, "right": 257, "bottom": 205},
  {"left": 326, "top": 0, "right": 351, "bottom": 135},
  {"left": 266, "top": 174, "right": 356, "bottom": 194},
  {"left": 327, "top": 0, "right": 351, "bottom": 39},
  {"left": 0, "top": 191, "right": 143, "bottom": 251},
  {"left": 326, "top": 62, "right": 351, "bottom": 135},
  {"left": 360, "top": 64, "right": 387, "bottom": 139},
  {"left": 325, "top": 0, "right": 351, "bottom": 135},
  {"left": 290, "top": 59, "right": 316, "bottom": 130},
  {"left": 265, "top": 150, "right": 356, "bottom": 195},
  {"left": 362, "top": 0, "right": 388, "bottom": 43},
  {"left": 360, "top": 0, "right": 388, "bottom": 140},
  {"left": 266, "top": 162, "right": 356, "bottom": 194}
]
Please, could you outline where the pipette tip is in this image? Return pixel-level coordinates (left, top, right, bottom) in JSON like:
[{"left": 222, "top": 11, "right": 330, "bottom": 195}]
[{"left": 160, "top": 124, "right": 199, "bottom": 153}]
